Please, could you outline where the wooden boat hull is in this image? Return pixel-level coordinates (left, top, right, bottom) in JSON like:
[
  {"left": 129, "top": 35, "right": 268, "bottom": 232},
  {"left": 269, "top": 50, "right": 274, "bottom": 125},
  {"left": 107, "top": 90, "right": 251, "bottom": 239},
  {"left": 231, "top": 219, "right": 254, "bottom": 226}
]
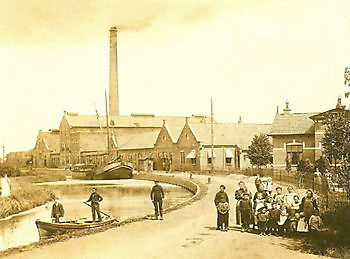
[
  {"left": 35, "top": 218, "right": 115, "bottom": 238},
  {"left": 94, "top": 163, "right": 133, "bottom": 180}
]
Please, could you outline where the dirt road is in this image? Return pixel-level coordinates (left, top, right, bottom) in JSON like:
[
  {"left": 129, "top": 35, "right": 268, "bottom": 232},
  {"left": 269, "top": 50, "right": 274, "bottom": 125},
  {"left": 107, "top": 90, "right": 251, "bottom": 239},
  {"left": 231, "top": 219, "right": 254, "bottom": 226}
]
[{"left": 5, "top": 174, "right": 327, "bottom": 259}]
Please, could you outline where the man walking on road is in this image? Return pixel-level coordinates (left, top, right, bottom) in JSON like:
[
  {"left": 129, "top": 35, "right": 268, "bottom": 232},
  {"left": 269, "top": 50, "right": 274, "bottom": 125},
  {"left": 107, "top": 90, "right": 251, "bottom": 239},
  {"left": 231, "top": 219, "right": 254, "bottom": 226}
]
[
  {"left": 150, "top": 181, "right": 164, "bottom": 220},
  {"left": 86, "top": 187, "right": 103, "bottom": 222}
]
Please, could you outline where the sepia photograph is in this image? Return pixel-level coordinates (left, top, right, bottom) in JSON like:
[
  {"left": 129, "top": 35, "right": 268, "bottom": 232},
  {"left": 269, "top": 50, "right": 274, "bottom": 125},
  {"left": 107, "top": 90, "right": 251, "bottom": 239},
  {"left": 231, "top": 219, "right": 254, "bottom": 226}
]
[{"left": 0, "top": 0, "right": 350, "bottom": 258}]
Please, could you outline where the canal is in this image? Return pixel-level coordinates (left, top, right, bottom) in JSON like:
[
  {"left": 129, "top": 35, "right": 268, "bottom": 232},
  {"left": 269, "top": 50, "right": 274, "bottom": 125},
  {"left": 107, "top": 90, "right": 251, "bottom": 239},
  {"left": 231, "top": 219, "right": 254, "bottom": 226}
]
[{"left": 0, "top": 179, "right": 193, "bottom": 251}]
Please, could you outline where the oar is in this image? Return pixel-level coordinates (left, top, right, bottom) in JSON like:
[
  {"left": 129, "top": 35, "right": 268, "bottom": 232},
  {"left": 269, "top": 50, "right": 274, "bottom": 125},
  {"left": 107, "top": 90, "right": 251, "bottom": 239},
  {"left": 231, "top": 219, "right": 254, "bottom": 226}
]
[{"left": 83, "top": 201, "right": 117, "bottom": 221}]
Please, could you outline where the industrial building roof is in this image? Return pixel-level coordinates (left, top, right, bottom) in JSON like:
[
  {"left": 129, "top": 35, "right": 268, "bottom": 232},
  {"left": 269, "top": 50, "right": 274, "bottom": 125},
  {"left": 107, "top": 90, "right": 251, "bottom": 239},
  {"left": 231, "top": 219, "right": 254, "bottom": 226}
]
[
  {"left": 63, "top": 112, "right": 212, "bottom": 128},
  {"left": 116, "top": 130, "right": 160, "bottom": 150},
  {"left": 188, "top": 122, "right": 271, "bottom": 150},
  {"left": 79, "top": 132, "right": 108, "bottom": 152}
]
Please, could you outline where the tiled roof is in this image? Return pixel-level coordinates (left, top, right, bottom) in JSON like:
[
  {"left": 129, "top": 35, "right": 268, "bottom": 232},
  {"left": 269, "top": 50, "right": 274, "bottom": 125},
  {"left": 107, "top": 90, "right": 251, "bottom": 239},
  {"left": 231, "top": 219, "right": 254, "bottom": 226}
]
[
  {"left": 79, "top": 132, "right": 107, "bottom": 152},
  {"left": 64, "top": 113, "right": 212, "bottom": 128},
  {"left": 269, "top": 113, "right": 318, "bottom": 135},
  {"left": 116, "top": 129, "right": 160, "bottom": 150},
  {"left": 189, "top": 123, "right": 271, "bottom": 149}
]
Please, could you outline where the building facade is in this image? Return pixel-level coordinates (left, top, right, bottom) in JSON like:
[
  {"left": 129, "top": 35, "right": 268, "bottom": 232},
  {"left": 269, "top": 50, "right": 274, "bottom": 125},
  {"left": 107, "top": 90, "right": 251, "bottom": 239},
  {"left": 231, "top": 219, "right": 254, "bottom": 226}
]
[
  {"left": 33, "top": 129, "right": 60, "bottom": 168},
  {"left": 269, "top": 99, "right": 346, "bottom": 168}
]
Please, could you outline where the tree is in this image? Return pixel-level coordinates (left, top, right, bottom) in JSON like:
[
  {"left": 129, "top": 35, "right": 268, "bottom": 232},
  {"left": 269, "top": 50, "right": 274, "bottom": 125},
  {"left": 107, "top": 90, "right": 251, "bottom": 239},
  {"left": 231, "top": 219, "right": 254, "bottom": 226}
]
[
  {"left": 315, "top": 157, "right": 330, "bottom": 174},
  {"left": 297, "top": 159, "right": 314, "bottom": 175},
  {"left": 322, "top": 111, "right": 350, "bottom": 168},
  {"left": 247, "top": 134, "right": 273, "bottom": 168},
  {"left": 322, "top": 110, "right": 350, "bottom": 197}
]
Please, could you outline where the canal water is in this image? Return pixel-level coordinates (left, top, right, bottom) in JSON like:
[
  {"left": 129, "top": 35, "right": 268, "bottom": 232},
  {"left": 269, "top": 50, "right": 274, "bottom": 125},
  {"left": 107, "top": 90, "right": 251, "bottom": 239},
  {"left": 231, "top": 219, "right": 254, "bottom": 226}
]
[{"left": 0, "top": 179, "right": 192, "bottom": 252}]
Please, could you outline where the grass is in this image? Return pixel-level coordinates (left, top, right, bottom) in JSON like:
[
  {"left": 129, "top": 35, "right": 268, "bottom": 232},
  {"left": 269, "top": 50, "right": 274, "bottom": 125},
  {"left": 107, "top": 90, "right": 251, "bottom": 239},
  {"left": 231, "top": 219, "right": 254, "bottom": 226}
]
[{"left": 0, "top": 177, "right": 56, "bottom": 219}]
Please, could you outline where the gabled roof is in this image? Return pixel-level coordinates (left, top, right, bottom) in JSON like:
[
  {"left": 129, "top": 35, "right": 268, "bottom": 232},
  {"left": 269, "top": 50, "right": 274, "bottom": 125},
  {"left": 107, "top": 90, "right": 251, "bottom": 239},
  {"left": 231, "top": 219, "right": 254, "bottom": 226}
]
[
  {"left": 164, "top": 125, "right": 184, "bottom": 143},
  {"left": 188, "top": 123, "right": 271, "bottom": 149},
  {"left": 63, "top": 112, "right": 213, "bottom": 128},
  {"left": 269, "top": 113, "right": 318, "bottom": 135},
  {"left": 36, "top": 131, "right": 60, "bottom": 153},
  {"left": 309, "top": 108, "right": 349, "bottom": 121}
]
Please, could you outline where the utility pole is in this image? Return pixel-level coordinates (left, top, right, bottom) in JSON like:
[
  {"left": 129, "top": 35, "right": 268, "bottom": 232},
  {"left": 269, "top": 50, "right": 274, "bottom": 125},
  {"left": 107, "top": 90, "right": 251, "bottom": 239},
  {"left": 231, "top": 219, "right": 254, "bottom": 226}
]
[{"left": 210, "top": 98, "right": 214, "bottom": 174}]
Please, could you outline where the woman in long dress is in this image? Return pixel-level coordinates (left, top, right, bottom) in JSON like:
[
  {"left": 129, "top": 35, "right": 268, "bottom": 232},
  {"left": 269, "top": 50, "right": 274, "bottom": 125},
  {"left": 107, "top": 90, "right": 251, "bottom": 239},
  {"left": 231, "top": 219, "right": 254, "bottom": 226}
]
[{"left": 1, "top": 174, "right": 11, "bottom": 197}]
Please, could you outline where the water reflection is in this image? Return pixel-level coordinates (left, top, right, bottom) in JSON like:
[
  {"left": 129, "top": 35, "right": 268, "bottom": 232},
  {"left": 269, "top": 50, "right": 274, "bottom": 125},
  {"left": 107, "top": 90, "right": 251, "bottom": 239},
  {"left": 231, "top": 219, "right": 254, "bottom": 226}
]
[{"left": 0, "top": 180, "right": 192, "bottom": 252}]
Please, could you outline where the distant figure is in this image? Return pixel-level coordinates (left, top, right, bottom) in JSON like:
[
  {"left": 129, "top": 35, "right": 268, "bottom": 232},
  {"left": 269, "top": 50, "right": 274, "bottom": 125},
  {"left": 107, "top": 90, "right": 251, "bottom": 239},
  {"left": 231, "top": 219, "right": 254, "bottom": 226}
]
[
  {"left": 147, "top": 159, "right": 153, "bottom": 172},
  {"left": 51, "top": 199, "right": 65, "bottom": 223},
  {"left": 150, "top": 181, "right": 164, "bottom": 220},
  {"left": 1, "top": 174, "right": 11, "bottom": 197},
  {"left": 86, "top": 187, "right": 103, "bottom": 222},
  {"left": 255, "top": 174, "right": 262, "bottom": 191},
  {"left": 214, "top": 185, "right": 229, "bottom": 231},
  {"left": 314, "top": 168, "right": 322, "bottom": 193}
]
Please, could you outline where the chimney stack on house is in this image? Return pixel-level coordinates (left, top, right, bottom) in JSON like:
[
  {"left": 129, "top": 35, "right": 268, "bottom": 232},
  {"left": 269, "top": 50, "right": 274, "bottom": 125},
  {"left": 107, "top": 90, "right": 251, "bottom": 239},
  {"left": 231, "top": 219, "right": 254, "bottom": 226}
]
[
  {"left": 283, "top": 100, "right": 291, "bottom": 114},
  {"left": 109, "top": 26, "right": 120, "bottom": 117},
  {"left": 336, "top": 96, "right": 344, "bottom": 109}
]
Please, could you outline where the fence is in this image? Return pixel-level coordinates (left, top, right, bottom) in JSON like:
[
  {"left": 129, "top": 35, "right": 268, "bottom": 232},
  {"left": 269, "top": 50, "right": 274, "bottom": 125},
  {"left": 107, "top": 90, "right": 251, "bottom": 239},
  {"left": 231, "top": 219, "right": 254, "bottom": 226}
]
[{"left": 233, "top": 168, "right": 349, "bottom": 211}]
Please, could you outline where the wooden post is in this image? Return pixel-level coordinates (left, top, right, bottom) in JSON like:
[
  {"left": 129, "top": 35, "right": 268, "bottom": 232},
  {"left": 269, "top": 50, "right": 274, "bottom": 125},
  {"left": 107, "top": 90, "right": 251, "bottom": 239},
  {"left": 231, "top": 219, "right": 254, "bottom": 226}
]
[{"left": 210, "top": 98, "right": 214, "bottom": 174}]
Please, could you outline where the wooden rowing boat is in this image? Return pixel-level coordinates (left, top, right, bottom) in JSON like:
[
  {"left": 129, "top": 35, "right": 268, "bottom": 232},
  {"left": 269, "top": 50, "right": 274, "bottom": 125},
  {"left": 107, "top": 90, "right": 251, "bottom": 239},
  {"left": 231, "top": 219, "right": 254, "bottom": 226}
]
[{"left": 35, "top": 217, "right": 116, "bottom": 238}]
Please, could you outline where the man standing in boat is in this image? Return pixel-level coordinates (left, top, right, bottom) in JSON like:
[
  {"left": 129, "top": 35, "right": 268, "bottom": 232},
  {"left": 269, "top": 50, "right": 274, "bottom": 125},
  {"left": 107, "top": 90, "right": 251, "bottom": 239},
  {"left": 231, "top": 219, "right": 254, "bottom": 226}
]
[
  {"left": 51, "top": 198, "right": 65, "bottom": 223},
  {"left": 86, "top": 187, "right": 103, "bottom": 222},
  {"left": 150, "top": 181, "right": 164, "bottom": 220}
]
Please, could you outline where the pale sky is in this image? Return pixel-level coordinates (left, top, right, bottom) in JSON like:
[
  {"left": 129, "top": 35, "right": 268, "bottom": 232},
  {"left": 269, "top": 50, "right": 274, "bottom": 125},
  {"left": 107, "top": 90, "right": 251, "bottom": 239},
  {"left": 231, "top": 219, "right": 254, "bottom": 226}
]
[{"left": 1, "top": 0, "right": 350, "bottom": 154}]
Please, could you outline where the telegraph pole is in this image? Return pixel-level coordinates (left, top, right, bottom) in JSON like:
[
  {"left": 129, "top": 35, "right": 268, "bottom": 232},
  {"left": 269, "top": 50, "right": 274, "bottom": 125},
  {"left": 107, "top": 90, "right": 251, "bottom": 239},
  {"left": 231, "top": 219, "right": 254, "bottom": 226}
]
[{"left": 210, "top": 98, "right": 214, "bottom": 174}]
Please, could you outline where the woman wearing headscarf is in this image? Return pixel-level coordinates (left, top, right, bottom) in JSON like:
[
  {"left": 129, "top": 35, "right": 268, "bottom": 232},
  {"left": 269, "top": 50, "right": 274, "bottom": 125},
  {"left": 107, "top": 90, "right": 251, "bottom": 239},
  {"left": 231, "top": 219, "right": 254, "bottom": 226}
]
[{"left": 300, "top": 189, "right": 318, "bottom": 224}]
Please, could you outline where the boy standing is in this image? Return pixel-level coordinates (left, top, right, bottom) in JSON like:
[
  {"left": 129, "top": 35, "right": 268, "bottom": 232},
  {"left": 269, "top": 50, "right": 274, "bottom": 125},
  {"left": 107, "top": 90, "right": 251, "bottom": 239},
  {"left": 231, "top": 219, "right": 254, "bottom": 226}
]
[
  {"left": 239, "top": 192, "right": 252, "bottom": 232},
  {"left": 268, "top": 202, "right": 280, "bottom": 235},
  {"left": 257, "top": 207, "right": 269, "bottom": 235}
]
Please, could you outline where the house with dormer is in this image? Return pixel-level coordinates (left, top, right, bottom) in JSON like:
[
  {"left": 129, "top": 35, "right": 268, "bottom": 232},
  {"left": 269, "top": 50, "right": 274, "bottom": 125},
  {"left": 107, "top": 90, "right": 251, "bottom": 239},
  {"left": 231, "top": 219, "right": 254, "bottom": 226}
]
[{"left": 269, "top": 98, "right": 347, "bottom": 168}]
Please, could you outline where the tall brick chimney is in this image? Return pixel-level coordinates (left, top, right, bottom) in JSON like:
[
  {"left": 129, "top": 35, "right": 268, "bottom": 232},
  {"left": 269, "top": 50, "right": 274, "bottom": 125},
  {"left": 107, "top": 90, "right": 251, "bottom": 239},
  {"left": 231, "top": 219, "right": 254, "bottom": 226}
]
[{"left": 109, "top": 26, "right": 120, "bottom": 116}]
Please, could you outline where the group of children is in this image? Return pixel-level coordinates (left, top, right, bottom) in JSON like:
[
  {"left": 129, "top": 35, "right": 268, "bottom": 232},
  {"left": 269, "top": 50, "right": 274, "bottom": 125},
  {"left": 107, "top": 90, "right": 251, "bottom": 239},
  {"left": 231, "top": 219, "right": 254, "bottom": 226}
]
[{"left": 236, "top": 176, "right": 323, "bottom": 236}]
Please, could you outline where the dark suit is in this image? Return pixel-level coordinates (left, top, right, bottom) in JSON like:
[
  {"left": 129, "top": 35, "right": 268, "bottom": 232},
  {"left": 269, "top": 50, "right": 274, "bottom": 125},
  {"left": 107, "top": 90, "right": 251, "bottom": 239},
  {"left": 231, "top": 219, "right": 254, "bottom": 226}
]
[
  {"left": 51, "top": 202, "right": 65, "bottom": 223},
  {"left": 150, "top": 184, "right": 164, "bottom": 218},
  {"left": 87, "top": 192, "right": 103, "bottom": 221}
]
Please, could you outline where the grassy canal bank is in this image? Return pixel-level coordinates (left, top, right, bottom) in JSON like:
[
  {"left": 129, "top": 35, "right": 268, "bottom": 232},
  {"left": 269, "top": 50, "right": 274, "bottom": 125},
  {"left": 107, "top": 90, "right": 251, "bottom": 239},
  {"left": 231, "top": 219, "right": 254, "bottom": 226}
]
[{"left": 0, "top": 167, "right": 69, "bottom": 219}]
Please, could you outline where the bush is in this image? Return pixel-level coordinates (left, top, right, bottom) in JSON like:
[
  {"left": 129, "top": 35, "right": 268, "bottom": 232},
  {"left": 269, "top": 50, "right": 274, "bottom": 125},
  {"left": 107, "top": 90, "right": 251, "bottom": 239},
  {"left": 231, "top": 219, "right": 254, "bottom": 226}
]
[
  {"left": 322, "top": 205, "right": 350, "bottom": 249},
  {"left": 0, "top": 164, "right": 20, "bottom": 177},
  {"left": 0, "top": 178, "right": 56, "bottom": 218}
]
